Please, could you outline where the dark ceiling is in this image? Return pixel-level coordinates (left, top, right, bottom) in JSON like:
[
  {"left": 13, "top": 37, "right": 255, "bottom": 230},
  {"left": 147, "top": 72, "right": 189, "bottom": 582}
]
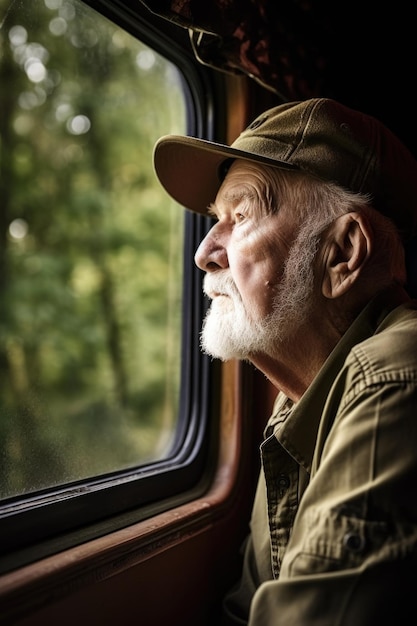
[{"left": 137, "top": 0, "right": 415, "bottom": 154}]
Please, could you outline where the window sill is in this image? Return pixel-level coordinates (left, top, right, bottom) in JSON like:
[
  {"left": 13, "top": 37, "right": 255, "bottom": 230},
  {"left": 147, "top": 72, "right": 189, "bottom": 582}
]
[{"left": 0, "top": 360, "right": 263, "bottom": 625}]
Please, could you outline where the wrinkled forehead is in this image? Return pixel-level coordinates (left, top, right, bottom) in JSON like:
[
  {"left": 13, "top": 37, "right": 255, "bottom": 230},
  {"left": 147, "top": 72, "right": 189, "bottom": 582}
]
[
  {"left": 210, "top": 165, "right": 268, "bottom": 220},
  {"left": 215, "top": 159, "right": 307, "bottom": 220}
]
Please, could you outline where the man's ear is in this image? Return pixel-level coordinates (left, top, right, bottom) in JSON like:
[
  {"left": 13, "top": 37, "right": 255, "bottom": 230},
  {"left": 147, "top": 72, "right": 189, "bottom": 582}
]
[{"left": 321, "top": 212, "right": 373, "bottom": 299}]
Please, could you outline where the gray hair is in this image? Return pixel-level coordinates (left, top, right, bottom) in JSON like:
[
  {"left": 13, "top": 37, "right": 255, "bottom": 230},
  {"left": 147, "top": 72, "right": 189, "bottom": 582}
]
[{"left": 259, "top": 165, "right": 407, "bottom": 288}]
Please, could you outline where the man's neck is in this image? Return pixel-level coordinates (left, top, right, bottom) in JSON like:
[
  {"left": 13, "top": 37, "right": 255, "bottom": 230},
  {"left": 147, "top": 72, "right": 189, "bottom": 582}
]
[{"left": 249, "top": 320, "right": 344, "bottom": 402}]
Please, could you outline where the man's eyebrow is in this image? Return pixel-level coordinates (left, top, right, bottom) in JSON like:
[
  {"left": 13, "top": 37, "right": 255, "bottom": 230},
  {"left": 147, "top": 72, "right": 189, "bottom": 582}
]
[
  {"left": 207, "top": 203, "right": 218, "bottom": 218},
  {"left": 222, "top": 188, "right": 255, "bottom": 204},
  {"left": 209, "top": 188, "right": 256, "bottom": 213}
]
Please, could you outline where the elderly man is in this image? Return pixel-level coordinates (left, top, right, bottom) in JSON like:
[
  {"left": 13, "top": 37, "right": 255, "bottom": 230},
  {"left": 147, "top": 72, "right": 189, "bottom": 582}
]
[{"left": 153, "top": 99, "right": 417, "bottom": 625}]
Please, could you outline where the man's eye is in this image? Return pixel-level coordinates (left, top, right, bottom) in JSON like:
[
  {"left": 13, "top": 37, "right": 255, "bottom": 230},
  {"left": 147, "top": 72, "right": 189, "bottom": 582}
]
[{"left": 235, "top": 212, "right": 246, "bottom": 222}]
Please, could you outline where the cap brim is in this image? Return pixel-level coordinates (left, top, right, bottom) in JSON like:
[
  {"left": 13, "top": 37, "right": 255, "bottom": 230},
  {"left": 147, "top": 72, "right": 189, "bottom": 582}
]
[{"left": 153, "top": 135, "right": 297, "bottom": 214}]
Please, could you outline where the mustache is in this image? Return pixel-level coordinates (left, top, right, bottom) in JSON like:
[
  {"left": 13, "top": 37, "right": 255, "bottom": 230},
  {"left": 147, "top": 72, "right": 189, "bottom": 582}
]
[{"left": 203, "top": 272, "right": 240, "bottom": 300}]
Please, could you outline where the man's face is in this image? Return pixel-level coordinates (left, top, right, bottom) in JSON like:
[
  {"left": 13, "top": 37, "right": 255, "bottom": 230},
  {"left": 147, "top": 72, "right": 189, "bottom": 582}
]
[{"left": 194, "top": 160, "right": 317, "bottom": 361}]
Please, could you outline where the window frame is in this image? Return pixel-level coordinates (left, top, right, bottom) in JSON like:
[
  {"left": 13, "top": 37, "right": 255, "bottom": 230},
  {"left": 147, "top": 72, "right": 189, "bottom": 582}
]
[{"left": 0, "top": 0, "right": 225, "bottom": 574}]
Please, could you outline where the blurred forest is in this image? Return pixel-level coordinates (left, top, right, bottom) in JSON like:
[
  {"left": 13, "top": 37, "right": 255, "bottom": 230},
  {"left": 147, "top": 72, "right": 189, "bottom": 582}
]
[{"left": 0, "top": 0, "right": 187, "bottom": 498}]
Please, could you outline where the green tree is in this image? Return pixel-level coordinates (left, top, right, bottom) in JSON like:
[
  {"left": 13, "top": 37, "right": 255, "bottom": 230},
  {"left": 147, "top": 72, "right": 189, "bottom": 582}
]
[{"left": 0, "top": 0, "right": 186, "bottom": 497}]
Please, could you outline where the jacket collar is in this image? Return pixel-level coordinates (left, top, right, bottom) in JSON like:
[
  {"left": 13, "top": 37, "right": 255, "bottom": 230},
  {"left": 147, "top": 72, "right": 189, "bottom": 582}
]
[{"left": 269, "top": 285, "right": 412, "bottom": 472}]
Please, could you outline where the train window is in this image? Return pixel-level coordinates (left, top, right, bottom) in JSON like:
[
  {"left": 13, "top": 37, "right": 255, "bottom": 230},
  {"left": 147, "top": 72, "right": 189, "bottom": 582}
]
[{"left": 0, "top": 0, "right": 213, "bottom": 569}]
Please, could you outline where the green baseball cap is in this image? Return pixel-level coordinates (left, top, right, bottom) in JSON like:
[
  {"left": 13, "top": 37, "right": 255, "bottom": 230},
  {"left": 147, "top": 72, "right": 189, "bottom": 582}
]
[{"left": 153, "top": 98, "right": 417, "bottom": 241}]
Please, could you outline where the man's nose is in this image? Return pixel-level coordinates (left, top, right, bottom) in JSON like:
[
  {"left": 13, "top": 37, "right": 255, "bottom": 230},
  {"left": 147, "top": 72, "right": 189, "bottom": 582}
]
[{"left": 194, "top": 228, "right": 228, "bottom": 272}]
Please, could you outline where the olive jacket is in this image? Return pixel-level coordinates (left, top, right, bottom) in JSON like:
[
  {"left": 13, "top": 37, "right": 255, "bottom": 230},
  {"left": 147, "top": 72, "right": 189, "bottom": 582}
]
[{"left": 224, "top": 285, "right": 417, "bottom": 625}]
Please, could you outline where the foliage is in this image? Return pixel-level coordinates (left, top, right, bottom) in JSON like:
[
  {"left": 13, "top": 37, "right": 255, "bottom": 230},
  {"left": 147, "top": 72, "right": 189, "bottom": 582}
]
[{"left": 0, "top": 0, "right": 186, "bottom": 498}]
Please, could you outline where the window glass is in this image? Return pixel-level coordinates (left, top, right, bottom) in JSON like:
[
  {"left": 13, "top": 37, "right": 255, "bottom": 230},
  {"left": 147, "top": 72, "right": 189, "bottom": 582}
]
[{"left": 0, "top": 0, "right": 187, "bottom": 499}]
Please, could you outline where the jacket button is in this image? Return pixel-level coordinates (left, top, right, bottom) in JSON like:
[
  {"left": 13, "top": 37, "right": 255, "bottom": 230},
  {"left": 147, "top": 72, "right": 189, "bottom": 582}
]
[
  {"left": 278, "top": 474, "right": 290, "bottom": 490},
  {"left": 343, "top": 532, "right": 366, "bottom": 552}
]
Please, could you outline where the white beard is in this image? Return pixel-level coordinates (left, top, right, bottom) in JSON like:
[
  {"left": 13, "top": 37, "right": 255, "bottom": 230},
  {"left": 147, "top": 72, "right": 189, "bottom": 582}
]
[
  {"left": 201, "top": 273, "right": 267, "bottom": 360},
  {"left": 200, "top": 227, "right": 318, "bottom": 362}
]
